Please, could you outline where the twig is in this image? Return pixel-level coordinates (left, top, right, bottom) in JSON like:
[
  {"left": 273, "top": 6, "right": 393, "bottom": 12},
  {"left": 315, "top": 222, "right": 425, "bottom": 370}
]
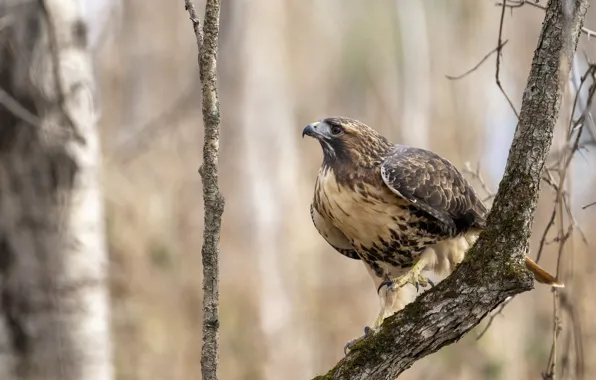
[
  {"left": 184, "top": 1, "right": 224, "bottom": 380},
  {"left": 185, "top": 0, "right": 204, "bottom": 49},
  {"left": 543, "top": 288, "right": 562, "bottom": 380},
  {"left": 582, "top": 200, "right": 596, "bottom": 209},
  {"left": 110, "top": 82, "right": 200, "bottom": 163},
  {"left": 475, "top": 296, "right": 513, "bottom": 340},
  {"left": 559, "top": 292, "right": 585, "bottom": 378},
  {"left": 464, "top": 162, "right": 496, "bottom": 202},
  {"left": 446, "top": 1, "right": 519, "bottom": 117},
  {"left": 499, "top": 0, "right": 596, "bottom": 39},
  {"left": 446, "top": 40, "right": 509, "bottom": 80},
  {"left": 495, "top": 0, "right": 520, "bottom": 118},
  {"left": 0, "top": 86, "right": 42, "bottom": 127}
]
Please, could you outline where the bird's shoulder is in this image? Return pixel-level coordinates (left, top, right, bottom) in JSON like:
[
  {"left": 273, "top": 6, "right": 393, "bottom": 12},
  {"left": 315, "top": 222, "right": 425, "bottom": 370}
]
[{"left": 380, "top": 145, "right": 487, "bottom": 231}]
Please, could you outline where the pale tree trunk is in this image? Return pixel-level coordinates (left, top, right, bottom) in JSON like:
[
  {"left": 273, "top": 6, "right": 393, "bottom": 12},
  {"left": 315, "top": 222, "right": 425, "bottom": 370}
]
[
  {"left": 0, "top": 1, "right": 112, "bottom": 380},
  {"left": 238, "top": 0, "right": 311, "bottom": 378},
  {"left": 395, "top": 0, "right": 430, "bottom": 149}
]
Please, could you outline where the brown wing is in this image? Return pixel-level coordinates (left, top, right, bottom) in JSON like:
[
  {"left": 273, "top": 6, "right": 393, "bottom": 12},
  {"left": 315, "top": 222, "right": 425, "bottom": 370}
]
[{"left": 380, "top": 145, "right": 487, "bottom": 233}]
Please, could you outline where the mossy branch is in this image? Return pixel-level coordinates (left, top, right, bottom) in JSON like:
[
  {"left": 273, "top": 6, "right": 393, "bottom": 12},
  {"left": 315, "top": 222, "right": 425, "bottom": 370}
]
[
  {"left": 313, "top": 1, "right": 589, "bottom": 379},
  {"left": 184, "top": 1, "right": 224, "bottom": 380}
]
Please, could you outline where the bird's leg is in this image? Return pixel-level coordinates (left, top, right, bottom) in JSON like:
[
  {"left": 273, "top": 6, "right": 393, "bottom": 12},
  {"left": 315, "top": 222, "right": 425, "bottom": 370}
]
[
  {"left": 345, "top": 275, "right": 411, "bottom": 355},
  {"left": 378, "top": 256, "right": 433, "bottom": 295}
]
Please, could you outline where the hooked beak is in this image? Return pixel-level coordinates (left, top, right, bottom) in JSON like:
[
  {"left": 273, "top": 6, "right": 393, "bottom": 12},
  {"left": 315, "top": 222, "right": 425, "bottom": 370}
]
[{"left": 302, "top": 121, "right": 322, "bottom": 138}]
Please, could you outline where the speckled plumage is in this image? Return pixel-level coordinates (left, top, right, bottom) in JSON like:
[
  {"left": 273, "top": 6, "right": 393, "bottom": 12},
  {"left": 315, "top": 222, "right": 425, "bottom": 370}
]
[
  {"left": 303, "top": 116, "right": 562, "bottom": 350},
  {"left": 306, "top": 117, "right": 485, "bottom": 277}
]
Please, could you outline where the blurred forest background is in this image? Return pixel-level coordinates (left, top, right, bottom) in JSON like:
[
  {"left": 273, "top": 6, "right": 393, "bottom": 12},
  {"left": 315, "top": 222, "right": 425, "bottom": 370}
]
[{"left": 5, "top": 0, "right": 596, "bottom": 379}]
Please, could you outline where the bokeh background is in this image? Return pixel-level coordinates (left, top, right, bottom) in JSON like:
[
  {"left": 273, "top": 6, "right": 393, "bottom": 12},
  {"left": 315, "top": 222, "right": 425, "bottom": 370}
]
[{"left": 87, "top": 0, "right": 596, "bottom": 379}]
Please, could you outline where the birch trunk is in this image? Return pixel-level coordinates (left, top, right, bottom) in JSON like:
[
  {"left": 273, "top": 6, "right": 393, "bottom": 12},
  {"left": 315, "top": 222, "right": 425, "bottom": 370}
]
[
  {"left": 238, "top": 0, "right": 311, "bottom": 378},
  {"left": 395, "top": 0, "right": 430, "bottom": 149},
  {"left": 0, "top": 1, "right": 112, "bottom": 379}
]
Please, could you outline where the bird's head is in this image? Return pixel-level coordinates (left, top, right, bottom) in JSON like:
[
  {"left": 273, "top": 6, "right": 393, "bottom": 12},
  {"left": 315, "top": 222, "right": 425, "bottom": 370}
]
[{"left": 302, "top": 117, "right": 393, "bottom": 169}]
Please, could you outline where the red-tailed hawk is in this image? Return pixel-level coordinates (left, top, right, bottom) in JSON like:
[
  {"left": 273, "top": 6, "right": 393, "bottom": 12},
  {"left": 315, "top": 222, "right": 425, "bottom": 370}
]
[{"left": 303, "top": 116, "right": 563, "bottom": 352}]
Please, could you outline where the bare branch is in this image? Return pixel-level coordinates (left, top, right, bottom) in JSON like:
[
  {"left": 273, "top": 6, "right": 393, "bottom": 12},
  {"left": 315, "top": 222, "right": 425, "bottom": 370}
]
[
  {"left": 499, "top": 0, "right": 596, "bottom": 39},
  {"left": 475, "top": 296, "right": 513, "bottom": 340},
  {"left": 0, "top": 86, "right": 42, "bottom": 127},
  {"left": 184, "top": 1, "right": 224, "bottom": 380},
  {"left": 463, "top": 162, "right": 496, "bottom": 202},
  {"left": 446, "top": 1, "right": 519, "bottom": 117},
  {"left": 495, "top": 0, "right": 520, "bottom": 118},
  {"left": 446, "top": 40, "right": 509, "bottom": 80},
  {"left": 582, "top": 200, "right": 596, "bottom": 209},
  {"left": 314, "top": 1, "right": 589, "bottom": 378}
]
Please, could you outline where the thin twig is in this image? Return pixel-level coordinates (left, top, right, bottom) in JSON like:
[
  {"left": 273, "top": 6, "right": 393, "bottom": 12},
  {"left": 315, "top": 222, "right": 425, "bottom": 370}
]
[
  {"left": 495, "top": 0, "right": 520, "bottom": 118},
  {"left": 184, "top": 0, "right": 204, "bottom": 49},
  {"left": 446, "top": 40, "right": 509, "bottom": 80},
  {"left": 464, "top": 162, "right": 495, "bottom": 202},
  {"left": 446, "top": 2, "right": 518, "bottom": 117},
  {"left": 0, "top": 86, "right": 42, "bottom": 127},
  {"left": 543, "top": 288, "right": 562, "bottom": 380},
  {"left": 476, "top": 296, "right": 513, "bottom": 340},
  {"left": 499, "top": 0, "right": 596, "bottom": 39},
  {"left": 582, "top": 200, "right": 596, "bottom": 209}
]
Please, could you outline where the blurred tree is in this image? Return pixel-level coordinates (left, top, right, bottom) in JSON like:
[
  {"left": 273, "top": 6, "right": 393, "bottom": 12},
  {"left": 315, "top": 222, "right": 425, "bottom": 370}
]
[{"left": 0, "top": 1, "right": 112, "bottom": 379}]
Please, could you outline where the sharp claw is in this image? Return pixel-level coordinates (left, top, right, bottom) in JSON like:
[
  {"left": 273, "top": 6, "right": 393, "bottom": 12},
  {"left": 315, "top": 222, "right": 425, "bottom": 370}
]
[
  {"left": 385, "top": 283, "right": 393, "bottom": 297},
  {"left": 415, "top": 282, "right": 420, "bottom": 293},
  {"left": 344, "top": 326, "right": 379, "bottom": 354},
  {"left": 377, "top": 279, "right": 391, "bottom": 294},
  {"left": 428, "top": 279, "right": 435, "bottom": 288},
  {"left": 343, "top": 342, "right": 352, "bottom": 356}
]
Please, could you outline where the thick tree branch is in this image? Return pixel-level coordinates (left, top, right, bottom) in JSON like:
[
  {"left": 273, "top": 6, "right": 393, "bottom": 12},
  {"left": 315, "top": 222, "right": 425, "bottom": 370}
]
[
  {"left": 184, "top": 1, "right": 224, "bottom": 380},
  {"left": 313, "top": 1, "right": 589, "bottom": 379}
]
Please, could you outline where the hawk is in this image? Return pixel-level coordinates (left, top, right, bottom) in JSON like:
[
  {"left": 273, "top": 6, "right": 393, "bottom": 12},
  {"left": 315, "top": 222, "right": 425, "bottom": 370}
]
[{"left": 302, "top": 116, "right": 563, "bottom": 351}]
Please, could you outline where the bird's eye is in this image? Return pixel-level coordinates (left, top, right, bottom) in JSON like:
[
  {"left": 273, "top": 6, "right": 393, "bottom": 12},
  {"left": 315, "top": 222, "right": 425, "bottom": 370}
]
[{"left": 331, "top": 126, "right": 343, "bottom": 135}]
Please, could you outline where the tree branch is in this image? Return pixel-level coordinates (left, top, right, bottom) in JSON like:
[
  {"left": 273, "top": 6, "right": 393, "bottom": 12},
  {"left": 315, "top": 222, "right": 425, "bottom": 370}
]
[
  {"left": 313, "top": 0, "right": 589, "bottom": 378},
  {"left": 184, "top": 1, "right": 224, "bottom": 380}
]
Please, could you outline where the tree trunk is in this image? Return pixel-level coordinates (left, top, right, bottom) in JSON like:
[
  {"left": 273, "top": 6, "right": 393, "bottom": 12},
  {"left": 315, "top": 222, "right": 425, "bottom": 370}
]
[
  {"left": 238, "top": 0, "right": 312, "bottom": 377},
  {"left": 0, "top": 1, "right": 112, "bottom": 379}
]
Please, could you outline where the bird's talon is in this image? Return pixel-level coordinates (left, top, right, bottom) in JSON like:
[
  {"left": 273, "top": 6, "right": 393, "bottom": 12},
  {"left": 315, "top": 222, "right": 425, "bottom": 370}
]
[
  {"left": 344, "top": 326, "right": 379, "bottom": 355},
  {"left": 428, "top": 279, "right": 435, "bottom": 288},
  {"left": 377, "top": 279, "right": 391, "bottom": 295},
  {"left": 385, "top": 281, "right": 396, "bottom": 297}
]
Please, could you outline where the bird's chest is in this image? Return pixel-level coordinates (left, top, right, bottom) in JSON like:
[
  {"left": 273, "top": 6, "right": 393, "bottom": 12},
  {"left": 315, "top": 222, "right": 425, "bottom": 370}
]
[{"left": 314, "top": 170, "right": 429, "bottom": 251}]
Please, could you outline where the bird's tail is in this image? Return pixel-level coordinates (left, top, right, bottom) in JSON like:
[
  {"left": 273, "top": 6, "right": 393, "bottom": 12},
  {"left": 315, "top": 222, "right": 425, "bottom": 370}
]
[{"left": 525, "top": 256, "right": 564, "bottom": 288}]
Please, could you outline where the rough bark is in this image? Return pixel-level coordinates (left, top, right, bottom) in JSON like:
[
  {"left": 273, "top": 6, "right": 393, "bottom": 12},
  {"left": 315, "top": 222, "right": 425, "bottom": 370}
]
[
  {"left": 0, "top": 1, "right": 112, "bottom": 380},
  {"left": 313, "top": 0, "right": 589, "bottom": 379},
  {"left": 184, "top": 1, "right": 224, "bottom": 380}
]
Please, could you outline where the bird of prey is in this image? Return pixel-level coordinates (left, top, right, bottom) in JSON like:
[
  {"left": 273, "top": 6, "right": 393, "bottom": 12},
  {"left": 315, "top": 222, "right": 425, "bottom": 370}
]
[{"left": 302, "top": 116, "right": 563, "bottom": 352}]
